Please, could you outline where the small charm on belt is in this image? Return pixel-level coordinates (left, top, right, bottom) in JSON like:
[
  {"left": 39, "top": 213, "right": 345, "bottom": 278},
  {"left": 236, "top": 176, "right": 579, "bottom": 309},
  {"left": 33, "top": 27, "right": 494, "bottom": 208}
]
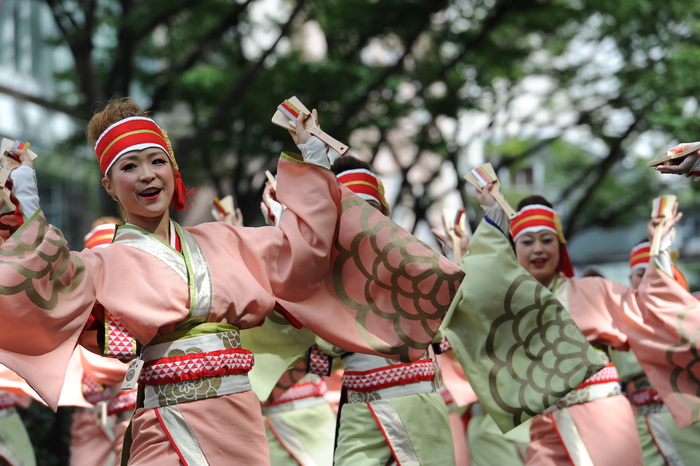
[{"left": 121, "top": 358, "right": 144, "bottom": 391}]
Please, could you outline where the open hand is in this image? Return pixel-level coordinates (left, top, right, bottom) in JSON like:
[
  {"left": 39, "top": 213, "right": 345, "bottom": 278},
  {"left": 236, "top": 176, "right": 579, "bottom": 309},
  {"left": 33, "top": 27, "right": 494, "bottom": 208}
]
[{"left": 432, "top": 224, "right": 470, "bottom": 262}]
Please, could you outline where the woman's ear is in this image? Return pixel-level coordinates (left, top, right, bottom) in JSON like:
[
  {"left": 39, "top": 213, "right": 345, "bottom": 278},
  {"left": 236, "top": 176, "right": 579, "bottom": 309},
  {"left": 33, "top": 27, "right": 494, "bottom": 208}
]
[{"left": 102, "top": 177, "right": 114, "bottom": 197}]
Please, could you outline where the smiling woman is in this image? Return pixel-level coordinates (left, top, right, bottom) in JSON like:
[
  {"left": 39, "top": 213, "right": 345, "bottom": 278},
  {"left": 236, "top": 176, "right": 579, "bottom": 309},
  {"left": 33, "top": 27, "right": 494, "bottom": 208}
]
[{"left": 0, "top": 97, "right": 464, "bottom": 465}]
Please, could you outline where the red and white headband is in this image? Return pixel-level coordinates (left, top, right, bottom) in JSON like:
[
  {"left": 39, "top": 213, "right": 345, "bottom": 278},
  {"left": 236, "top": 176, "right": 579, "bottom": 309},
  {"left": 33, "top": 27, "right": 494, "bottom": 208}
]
[
  {"left": 629, "top": 242, "right": 651, "bottom": 272},
  {"left": 337, "top": 168, "right": 390, "bottom": 215},
  {"left": 84, "top": 223, "right": 117, "bottom": 249},
  {"left": 94, "top": 116, "right": 192, "bottom": 210},
  {"left": 94, "top": 117, "right": 173, "bottom": 175},
  {"left": 510, "top": 204, "right": 574, "bottom": 278}
]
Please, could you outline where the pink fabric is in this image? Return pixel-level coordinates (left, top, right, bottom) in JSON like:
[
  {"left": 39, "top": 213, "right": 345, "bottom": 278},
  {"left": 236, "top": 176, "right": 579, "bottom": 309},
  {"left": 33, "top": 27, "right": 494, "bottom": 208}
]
[
  {"left": 59, "top": 346, "right": 128, "bottom": 408},
  {"left": 449, "top": 411, "right": 469, "bottom": 466},
  {"left": 112, "top": 419, "right": 129, "bottom": 466},
  {"left": 566, "top": 271, "right": 700, "bottom": 428},
  {"left": 69, "top": 410, "right": 113, "bottom": 466},
  {"left": 0, "top": 364, "right": 42, "bottom": 404},
  {"left": 527, "top": 395, "right": 642, "bottom": 466},
  {"left": 80, "top": 346, "right": 129, "bottom": 386},
  {"left": 58, "top": 349, "right": 93, "bottom": 408},
  {"left": 437, "top": 353, "right": 477, "bottom": 407},
  {"left": 128, "top": 391, "right": 269, "bottom": 465}
]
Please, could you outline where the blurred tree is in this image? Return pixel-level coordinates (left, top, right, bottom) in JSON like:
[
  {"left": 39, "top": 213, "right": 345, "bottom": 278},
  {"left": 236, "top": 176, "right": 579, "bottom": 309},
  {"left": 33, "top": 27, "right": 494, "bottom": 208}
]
[{"left": 39, "top": 0, "right": 700, "bottom": 234}]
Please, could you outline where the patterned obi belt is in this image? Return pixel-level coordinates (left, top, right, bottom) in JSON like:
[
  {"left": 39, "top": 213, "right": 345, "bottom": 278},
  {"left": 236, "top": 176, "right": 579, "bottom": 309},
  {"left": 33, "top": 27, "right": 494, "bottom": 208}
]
[
  {"left": 107, "top": 388, "right": 138, "bottom": 416},
  {"left": 139, "top": 325, "right": 254, "bottom": 409},
  {"left": 262, "top": 375, "right": 328, "bottom": 415},
  {"left": 342, "top": 354, "right": 437, "bottom": 403},
  {"left": 82, "top": 374, "right": 111, "bottom": 406},
  {"left": 0, "top": 392, "right": 15, "bottom": 416},
  {"left": 627, "top": 375, "right": 665, "bottom": 416},
  {"left": 545, "top": 362, "right": 620, "bottom": 412}
]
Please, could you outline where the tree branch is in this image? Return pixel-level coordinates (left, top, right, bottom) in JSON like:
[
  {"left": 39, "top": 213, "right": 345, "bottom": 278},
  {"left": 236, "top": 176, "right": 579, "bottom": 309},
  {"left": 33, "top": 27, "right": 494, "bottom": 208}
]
[{"left": 174, "top": 0, "right": 310, "bottom": 162}]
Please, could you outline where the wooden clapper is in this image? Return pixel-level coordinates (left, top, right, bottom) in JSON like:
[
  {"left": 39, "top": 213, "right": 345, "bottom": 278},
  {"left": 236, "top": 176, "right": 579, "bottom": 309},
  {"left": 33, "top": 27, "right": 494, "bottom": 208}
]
[
  {"left": 442, "top": 208, "right": 471, "bottom": 261},
  {"left": 271, "top": 96, "right": 349, "bottom": 156},
  {"left": 464, "top": 163, "right": 517, "bottom": 219},
  {"left": 649, "top": 194, "right": 677, "bottom": 257},
  {"left": 211, "top": 195, "right": 235, "bottom": 222},
  {"left": 648, "top": 142, "right": 700, "bottom": 168},
  {"left": 0, "top": 138, "right": 38, "bottom": 209}
]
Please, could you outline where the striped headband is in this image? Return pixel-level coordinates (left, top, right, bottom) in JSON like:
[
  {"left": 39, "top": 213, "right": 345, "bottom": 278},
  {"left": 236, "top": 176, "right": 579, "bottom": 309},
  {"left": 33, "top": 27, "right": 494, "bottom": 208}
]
[
  {"left": 94, "top": 116, "right": 174, "bottom": 175},
  {"left": 84, "top": 223, "right": 117, "bottom": 249},
  {"left": 337, "top": 169, "right": 381, "bottom": 205},
  {"left": 510, "top": 205, "right": 566, "bottom": 244},
  {"left": 629, "top": 242, "right": 651, "bottom": 272},
  {"left": 337, "top": 168, "right": 390, "bottom": 215},
  {"left": 94, "top": 116, "right": 193, "bottom": 211},
  {"left": 511, "top": 204, "right": 574, "bottom": 278}
]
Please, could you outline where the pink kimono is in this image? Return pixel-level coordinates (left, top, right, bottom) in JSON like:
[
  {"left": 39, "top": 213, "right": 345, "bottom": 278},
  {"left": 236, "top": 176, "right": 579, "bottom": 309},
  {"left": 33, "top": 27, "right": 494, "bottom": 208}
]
[
  {"left": 527, "top": 270, "right": 700, "bottom": 465},
  {"left": 0, "top": 154, "right": 462, "bottom": 464}
]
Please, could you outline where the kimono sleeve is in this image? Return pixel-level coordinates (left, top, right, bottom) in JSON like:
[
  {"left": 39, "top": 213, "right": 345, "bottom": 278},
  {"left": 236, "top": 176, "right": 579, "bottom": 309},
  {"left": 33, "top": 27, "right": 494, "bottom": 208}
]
[
  {"left": 442, "top": 219, "right": 605, "bottom": 433},
  {"left": 0, "top": 211, "right": 97, "bottom": 410},
  {"left": 269, "top": 153, "right": 464, "bottom": 363},
  {"left": 612, "top": 266, "right": 700, "bottom": 428}
]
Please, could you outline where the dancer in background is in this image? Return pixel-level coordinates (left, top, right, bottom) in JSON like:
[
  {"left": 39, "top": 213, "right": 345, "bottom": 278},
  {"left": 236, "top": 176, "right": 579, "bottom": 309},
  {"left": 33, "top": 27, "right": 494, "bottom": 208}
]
[
  {"left": 310, "top": 155, "right": 455, "bottom": 466},
  {"left": 508, "top": 195, "right": 700, "bottom": 465},
  {"left": 235, "top": 189, "right": 337, "bottom": 466},
  {"left": 611, "top": 241, "right": 700, "bottom": 465},
  {"left": 433, "top": 211, "right": 527, "bottom": 466}
]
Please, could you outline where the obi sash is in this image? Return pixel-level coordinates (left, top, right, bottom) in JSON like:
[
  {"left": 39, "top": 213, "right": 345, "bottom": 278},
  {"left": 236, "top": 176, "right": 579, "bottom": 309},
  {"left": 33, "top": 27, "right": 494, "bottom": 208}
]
[
  {"left": 544, "top": 352, "right": 621, "bottom": 413},
  {"left": 341, "top": 352, "right": 437, "bottom": 403},
  {"left": 262, "top": 374, "right": 327, "bottom": 415}
]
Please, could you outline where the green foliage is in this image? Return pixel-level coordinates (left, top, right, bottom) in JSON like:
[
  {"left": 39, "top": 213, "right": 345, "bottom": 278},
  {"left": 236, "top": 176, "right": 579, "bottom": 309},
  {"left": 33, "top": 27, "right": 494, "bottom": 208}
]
[{"left": 38, "top": 0, "right": 700, "bottom": 233}]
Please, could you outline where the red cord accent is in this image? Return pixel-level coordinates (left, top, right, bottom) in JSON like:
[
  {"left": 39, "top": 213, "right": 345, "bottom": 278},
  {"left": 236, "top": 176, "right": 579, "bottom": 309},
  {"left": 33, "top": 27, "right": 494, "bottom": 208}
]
[{"left": 170, "top": 171, "right": 197, "bottom": 211}]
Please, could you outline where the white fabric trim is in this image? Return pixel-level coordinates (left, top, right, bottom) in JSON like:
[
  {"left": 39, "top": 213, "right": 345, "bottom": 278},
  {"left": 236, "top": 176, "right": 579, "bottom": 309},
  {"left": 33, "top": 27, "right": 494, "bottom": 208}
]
[
  {"left": 368, "top": 399, "right": 420, "bottom": 466},
  {"left": 9, "top": 166, "right": 39, "bottom": 219},
  {"left": 261, "top": 395, "right": 326, "bottom": 415},
  {"left": 297, "top": 136, "right": 330, "bottom": 169},
  {"left": 646, "top": 413, "right": 684, "bottom": 466},
  {"left": 551, "top": 408, "right": 595, "bottom": 466}
]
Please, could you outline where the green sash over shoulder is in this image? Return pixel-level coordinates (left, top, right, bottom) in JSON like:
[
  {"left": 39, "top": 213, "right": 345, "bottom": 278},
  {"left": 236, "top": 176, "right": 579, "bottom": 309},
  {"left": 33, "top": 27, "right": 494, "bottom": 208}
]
[{"left": 443, "top": 220, "right": 605, "bottom": 432}]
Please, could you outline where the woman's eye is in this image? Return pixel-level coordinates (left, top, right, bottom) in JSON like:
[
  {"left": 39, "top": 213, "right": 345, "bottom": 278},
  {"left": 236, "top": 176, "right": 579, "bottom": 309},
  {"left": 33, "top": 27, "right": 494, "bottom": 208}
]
[
  {"left": 121, "top": 163, "right": 136, "bottom": 171},
  {"left": 153, "top": 158, "right": 167, "bottom": 165},
  {"left": 542, "top": 236, "right": 554, "bottom": 244},
  {"left": 521, "top": 239, "right": 533, "bottom": 245}
]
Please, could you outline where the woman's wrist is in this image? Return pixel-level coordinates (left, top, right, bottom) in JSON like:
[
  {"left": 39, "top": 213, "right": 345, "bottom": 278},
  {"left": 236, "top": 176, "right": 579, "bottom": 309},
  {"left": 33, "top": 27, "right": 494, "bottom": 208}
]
[{"left": 297, "top": 136, "right": 330, "bottom": 169}]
